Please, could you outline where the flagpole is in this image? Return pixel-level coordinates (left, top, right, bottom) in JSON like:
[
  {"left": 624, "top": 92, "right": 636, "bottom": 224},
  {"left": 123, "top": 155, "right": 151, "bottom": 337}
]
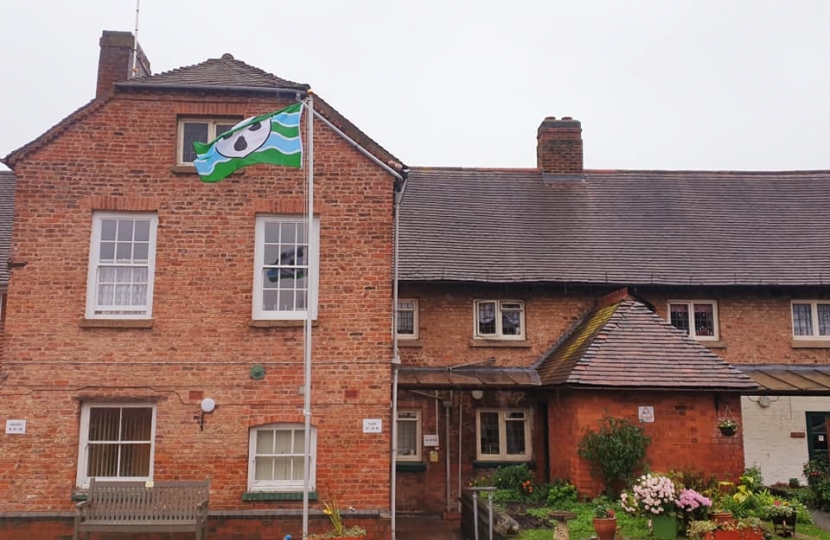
[{"left": 302, "top": 94, "right": 314, "bottom": 539}]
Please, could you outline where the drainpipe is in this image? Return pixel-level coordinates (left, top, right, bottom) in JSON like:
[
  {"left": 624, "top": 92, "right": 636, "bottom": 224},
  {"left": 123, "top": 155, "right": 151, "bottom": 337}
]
[
  {"left": 390, "top": 169, "right": 408, "bottom": 540},
  {"left": 444, "top": 398, "right": 453, "bottom": 515}
]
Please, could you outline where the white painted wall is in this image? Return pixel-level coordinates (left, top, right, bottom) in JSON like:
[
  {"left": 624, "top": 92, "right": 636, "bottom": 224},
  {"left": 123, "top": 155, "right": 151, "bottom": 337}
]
[{"left": 741, "top": 395, "right": 830, "bottom": 484}]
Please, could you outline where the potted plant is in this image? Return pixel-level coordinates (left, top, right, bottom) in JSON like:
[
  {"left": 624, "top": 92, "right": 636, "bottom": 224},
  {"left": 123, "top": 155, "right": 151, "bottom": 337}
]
[
  {"left": 676, "top": 488, "right": 712, "bottom": 535},
  {"left": 593, "top": 502, "right": 617, "bottom": 540},
  {"left": 765, "top": 500, "right": 797, "bottom": 537},
  {"left": 687, "top": 520, "right": 718, "bottom": 540},
  {"left": 309, "top": 497, "right": 366, "bottom": 539},
  {"left": 621, "top": 473, "right": 678, "bottom": 540},
  {"left": 718, "top": 419, "right": 738, "bottom": 437},
  {"left": 736, "top": 517, "right": 767, "bottom": 540}
]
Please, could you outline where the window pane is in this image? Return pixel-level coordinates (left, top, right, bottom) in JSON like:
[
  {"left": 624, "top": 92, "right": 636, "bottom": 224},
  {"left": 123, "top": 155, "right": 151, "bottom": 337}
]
[
  {"left": 87, "top": 444, "right": 119, "bottom": 476},
  {"left": 121, "top": 408, "right": 152, "bottom": 441},
  {"left": 293, "top": 431, "right": 305, "bottom": 454},
  {"left": 693, "top": 303, "right": 715, "bottom": 337},
  {"left": 274, "top": 430, "right": 292, "bottom": 453},
  {"left": 120, "top": 443, "right": 151, "bottom": 476},
  {"left": 273, "top": 457, "right": 291, "bottom": 480},
  {"left": 182, "top": 123, "right": 208, "bottom": 163},
  {"left": 479, "top": 412, "right": 500, "bottom": 455},
  {"left": 397, "top": 301, "right": 415, "bottom": 335},
  {"left": 503, "top": 309, "right": 521, "bottom": 336},
  {"left": 100, "top": 219, "right": 117, "bottom": 241},
  {"left": 99, "top": 242, "right": 115, "bottom": 261},
  {"left": 257, "top": 430, "right": 274, "bottom": 454},
  {"left": 478, "top": 302, "right": 496, "bottom": 335},
  {"left": 793, "top": 304, "right": 813, "bottom": 336},
  {"left": 216, "top": 124, "right": 236, "bottom": 138},
  {"left": 397, "top": 419, "right": 417, "bottom": 456},
  {"left": 505, "top": 418, "right": 527, "bottom": 455},
  {"left": 670, "top": 304, "right": 690, "bottom": 335},
  {"left": 292, "top": 456, "right": 305, "bottom": 480},
  {"left": 89, "top": 408, "right": 121, "bottom": 441},
  {"left": 255, "top": 457, "right": 274, "bottom": 480},
  {"left": 134, "top": 220, "right": 150, "bottom": 242},
  {"left": 819, "top": 304, "right": 830, "bottom": 336}
]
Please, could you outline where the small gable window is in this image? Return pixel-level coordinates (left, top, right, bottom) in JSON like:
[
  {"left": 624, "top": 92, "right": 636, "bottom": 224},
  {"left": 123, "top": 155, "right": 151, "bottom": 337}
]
[
  {"left": 177, "top": 118, "right": 238, "bottom": 165},
  {"left": 668, "top": 300, "right": 719, "bottom": 340},
  {"left": 474, "top": 300, "right": 525, "bottom": 340}
]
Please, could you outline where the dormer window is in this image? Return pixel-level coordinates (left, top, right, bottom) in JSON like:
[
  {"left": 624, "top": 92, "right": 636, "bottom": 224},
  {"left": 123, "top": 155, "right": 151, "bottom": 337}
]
[{"left": 177, "top": 118, "right": 238, "bottom": 165}]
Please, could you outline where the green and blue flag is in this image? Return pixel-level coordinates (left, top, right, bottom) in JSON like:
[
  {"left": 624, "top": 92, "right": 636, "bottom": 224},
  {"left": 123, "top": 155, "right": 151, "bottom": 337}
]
[{"left": 193, "top": 102, "right": 303, "bottom": 183}]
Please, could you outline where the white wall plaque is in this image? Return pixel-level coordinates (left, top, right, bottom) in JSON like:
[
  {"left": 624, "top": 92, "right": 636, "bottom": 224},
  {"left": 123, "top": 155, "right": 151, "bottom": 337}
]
[
  {"left": 363, "top": 419, "right": 382, "bottom": 433},
  {"left": 6, "top": 419, "right": 26, "bottom": 434},
  {"left": 638, "top": 406, "right": 654, "bottom": 423},
  {"left": 423, "top": 434, "right": 439, "bottom": 447}
]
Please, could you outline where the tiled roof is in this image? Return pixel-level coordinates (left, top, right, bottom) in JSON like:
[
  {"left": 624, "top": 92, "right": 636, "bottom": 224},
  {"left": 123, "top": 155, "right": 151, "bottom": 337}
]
[
  {"left": 398, "top": 168, "right": 830, "bottom": 285},
  {"left": 0, "top": 171, "right": 16, "bottom": 286},
  {"left": 117, "top": 54, "right": 309, "bottom": 91},
  {"left": 534, "top": 294, "right": 759, "bottom": 390},
  {"left": 738, "top": 364, "right": 830, "bottom": 395}
]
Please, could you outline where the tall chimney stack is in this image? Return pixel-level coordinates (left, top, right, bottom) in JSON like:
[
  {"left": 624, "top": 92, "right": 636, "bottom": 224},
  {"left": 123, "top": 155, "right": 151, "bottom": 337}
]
[
  {"left": 96, "top": 30, "right": 151, "bottom": 98},
  {"left": 537, "top": 117, "right": 583, "bottom": 177}
]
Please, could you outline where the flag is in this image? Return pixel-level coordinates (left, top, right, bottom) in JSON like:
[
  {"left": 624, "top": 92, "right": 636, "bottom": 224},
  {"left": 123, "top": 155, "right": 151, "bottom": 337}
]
[{"left": 193, "top": 102, "right": 303, "bottom": 183}]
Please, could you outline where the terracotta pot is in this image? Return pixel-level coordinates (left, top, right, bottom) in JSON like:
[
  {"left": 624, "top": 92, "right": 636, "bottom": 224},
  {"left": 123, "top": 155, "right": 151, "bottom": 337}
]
[
  {"left": 710, "top": 512, "right": 735, "bottom": 525},
  {"left": 593, "top": 517, "right": 617, "bottom": 540}
]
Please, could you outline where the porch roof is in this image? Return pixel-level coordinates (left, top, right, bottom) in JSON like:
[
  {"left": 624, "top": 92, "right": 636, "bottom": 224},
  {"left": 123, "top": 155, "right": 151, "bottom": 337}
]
[
  {"left": 396, "top": 366, "right": 541, "bottom": 389},
  {"left": 533, "top": 291, "right": 759, "bottom": 391},
  {"left": 738, "top": 364, "right": 830, "bottom": 395}
]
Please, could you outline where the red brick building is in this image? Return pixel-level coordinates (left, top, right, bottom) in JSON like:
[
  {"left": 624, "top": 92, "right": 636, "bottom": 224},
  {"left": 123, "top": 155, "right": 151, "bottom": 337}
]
[
  {"left": 2, "top": 29, "right": 830, "bottom": 540},
  {"left": 0, "top": 31, "right": 403, "bottom": 539}
]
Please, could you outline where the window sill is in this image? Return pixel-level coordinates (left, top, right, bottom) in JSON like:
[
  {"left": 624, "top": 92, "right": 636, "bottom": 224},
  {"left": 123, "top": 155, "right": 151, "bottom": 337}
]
[
  {"left": 249, "top": 319, "right": 320, "bottom": 328},
  {"left": 242, "top": 491, "right": 318, "bottom": 502},
  {"left": 473, "top": 460, "right": 534, "bottom": 469},
  {"left": 170, "top": 165, "right": 245, "bottom": 177},
  {"left": 398, "top": 339, "right": 423, "bottom": 348},
  {"left": 469, "top": 339, "right": 531, "bottom": 348},
  {"left": 396, "top": 462, "right": 427, "bottom": 472},
  {"left": 702, "top": 340, "right": 727, "bottom": 349},
  {"left": 80, "top": 318, "right": 154, "bottom": 329},
  {"left": 791, "top": 339, "right": 830, "bottom": 349}
]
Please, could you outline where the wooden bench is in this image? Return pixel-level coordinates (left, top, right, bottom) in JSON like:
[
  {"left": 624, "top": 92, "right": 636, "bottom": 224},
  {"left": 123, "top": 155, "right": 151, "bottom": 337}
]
[{"left": 73, "top": 478, "right": 210, "bottom": 540}]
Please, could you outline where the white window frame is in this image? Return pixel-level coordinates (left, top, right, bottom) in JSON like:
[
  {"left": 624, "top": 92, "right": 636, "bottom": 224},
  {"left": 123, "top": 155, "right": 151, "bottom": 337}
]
[
  {"left": 791, "top": 300, "right": 830, "bottom": 339},
  {"left": 177, "top": 117, "right": 240, "bottom": 165},
  {"left": 253, "top": 215, "right": 320, "bottom": 321},
  {"left": 76, "top": 402, "right": 157, "bottom": 488},
  {"left": 248, "top": 424, "right": 317, "bottom": 492},
  {"left": 85, "top": 212, "right": 158, "bottom": 319},
  {"left": 667, "top": 300, "right": 719, "bottom": 341},
  {"left": 396, "top": 410, "right": 422, "bottom": 462},
  {"left": 474, "top": 300, "right": 525, "bottom": 340},
  {"left": 396, "top": 299, "right": 419, "bottom": 340},
  {"left": 475, "top": 408, "right": 532, "bottom": 461}
]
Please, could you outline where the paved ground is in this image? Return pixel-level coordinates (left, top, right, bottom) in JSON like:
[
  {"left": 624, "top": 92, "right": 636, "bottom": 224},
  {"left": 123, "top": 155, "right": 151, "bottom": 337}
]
[
  {"left": 396, "top": 514, "right": 464, "bottom": 540},
  {"left": 810, "top": 509, "right": 830, "bottom": 531}
]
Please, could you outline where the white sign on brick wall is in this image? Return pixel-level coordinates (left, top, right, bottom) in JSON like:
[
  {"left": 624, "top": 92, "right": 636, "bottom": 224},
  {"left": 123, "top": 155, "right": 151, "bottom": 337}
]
[
  {"left": 638, "top": 406, "right": 654, "bottom": 423},
  {"left": 5, "top": 419, "right": 26, "bottom": 434},
  {"left": 363, "top": 419, "right": 382, "bottom": 433}
]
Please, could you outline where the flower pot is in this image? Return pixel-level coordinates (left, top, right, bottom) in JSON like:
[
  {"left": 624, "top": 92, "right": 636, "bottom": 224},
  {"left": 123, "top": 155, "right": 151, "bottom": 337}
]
[
  {"left": 771, "top": 514, "right": 797, "bottom": 537},
  {"left": 710, "top": 512, "right": 735, "bottom": 525},
  {"left": 718, "top": 425, "right": 737, "bottom": 436},
  {"left": 652, "top": 514, "right": 678, "bottom": 540},
  {"left": 593, "top": 517, "right": 617, "bottom": 540},
  {"left": 741, "top": 527, "right": 765, "bottom": 540}
]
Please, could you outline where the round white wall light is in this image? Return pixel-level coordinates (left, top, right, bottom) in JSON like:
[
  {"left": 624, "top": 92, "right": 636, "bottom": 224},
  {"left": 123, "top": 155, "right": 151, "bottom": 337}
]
[{"left": 200, "top": 397, "right": 216, "bottom": 413}]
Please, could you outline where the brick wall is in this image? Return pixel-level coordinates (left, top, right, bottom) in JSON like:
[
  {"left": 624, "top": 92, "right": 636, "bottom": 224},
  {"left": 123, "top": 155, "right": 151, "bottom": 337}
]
[{"left": 0, "top": 90, "right": 395, "bottom": 517}]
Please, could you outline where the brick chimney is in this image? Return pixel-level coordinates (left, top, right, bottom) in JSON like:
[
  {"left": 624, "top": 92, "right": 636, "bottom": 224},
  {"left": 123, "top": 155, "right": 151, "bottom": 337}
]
[
  {"left": 536, "top": 116, "right": 583, "bottom": 176},
  {"left": 96, "top": 30, "right": 151, "bottom": 98}
]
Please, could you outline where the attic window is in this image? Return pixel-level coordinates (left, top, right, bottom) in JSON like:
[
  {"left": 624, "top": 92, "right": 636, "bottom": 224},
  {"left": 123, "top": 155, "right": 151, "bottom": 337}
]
[
  {"left": 668, "top": 300, "right": 719, "bottom": 341},
  {"left": 177, "top": 118, "right": 239, "bottom": 165},
  {"left": 792, "top": 301, "right": 830, "bottom": 339}
]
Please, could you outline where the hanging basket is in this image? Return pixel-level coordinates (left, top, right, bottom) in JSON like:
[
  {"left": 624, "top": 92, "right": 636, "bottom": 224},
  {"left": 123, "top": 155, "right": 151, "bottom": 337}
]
[{"left": 719, "top": 425, "right": 737, "bottom": 436}]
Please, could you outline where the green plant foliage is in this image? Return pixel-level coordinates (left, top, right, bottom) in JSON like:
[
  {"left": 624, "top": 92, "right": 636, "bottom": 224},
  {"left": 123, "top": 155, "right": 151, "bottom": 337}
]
[
  {"left": 492, "top": 464, "right": 534, "bottom": 491},
  {"left": 546, "top": 479, "right": 579, "bottom": 508},
  {"left": 577, "top": 416, "right": 651, "bottom": 496}
]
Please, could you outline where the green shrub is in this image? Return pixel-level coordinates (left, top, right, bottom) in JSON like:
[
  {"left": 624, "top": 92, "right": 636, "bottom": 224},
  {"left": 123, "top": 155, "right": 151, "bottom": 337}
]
[
  {"left": 492, "top": 464, "right": 534, "bottom": 491},
  {"left": 577, "top": 416, "right": 651, "bottom": 496},
  {"left": 547, "top": 479, "right": 578, "bottom": 508}
]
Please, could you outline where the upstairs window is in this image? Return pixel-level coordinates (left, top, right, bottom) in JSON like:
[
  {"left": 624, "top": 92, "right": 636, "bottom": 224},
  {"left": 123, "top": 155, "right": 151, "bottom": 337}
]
[
  {"left": 177, "top": 118, "right": 238, "bottom": 165},
  {"left": 476, "top": 409, "right": 531, "bottom": 461},
  {"left": 76, "top": 403, "right": 156, "bottom": 488},
  {"left": 86, "top": 212, "right": 158, "bottom": 319},
  {"left": 668, "top": 300, "right": 719, "bottom": 340},
  {"left": 396, "top": 299, "right": 419, "bottom": 339},
  {"left": 792, "top": 301, "right": 830, "bottom": 339},
  {"left": 396, "top": 410, "right": 422, "bottom": 462},
  {"left": 248, "top": 424, "right": 316, "bottom": 492},
  {"left": 253, "top": 215, "right": 319, "bottom": 320},
  {"left": 474, "top": 300, "right": 525, "bottom": 340}
]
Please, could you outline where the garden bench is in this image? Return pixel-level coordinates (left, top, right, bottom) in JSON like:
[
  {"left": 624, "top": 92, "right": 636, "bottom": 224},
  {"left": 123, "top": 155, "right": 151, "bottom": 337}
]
[{"left": 73, "top": 478, "right": 210, "bottom": 540}]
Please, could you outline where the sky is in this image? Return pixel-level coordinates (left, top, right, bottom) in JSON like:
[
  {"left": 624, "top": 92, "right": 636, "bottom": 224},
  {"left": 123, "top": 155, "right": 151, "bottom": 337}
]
[{"left": 1, "top": 1, "right": 829, "bottom": 172}]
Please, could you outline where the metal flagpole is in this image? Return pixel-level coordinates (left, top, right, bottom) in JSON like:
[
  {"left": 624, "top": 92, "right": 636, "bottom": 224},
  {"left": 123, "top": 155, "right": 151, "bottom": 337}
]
[{"left": 302, "top": 94, "right": 314, "bottom": 539}]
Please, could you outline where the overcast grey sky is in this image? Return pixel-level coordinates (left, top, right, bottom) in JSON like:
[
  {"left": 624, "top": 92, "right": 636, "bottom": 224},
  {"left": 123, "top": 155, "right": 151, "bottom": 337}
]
[{"left": 1, "top": 1, "right": 829, "bottom": 172}]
